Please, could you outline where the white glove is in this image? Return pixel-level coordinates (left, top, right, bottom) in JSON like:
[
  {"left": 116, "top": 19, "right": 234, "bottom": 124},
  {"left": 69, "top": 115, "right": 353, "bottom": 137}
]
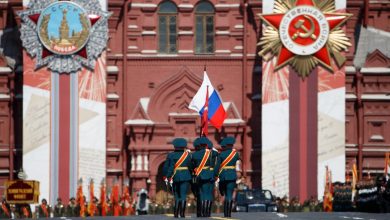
[
  {"left": 164, "top": 178, "right": 168, "bottom": 185},
  {"left": 215, "top": 178, "right": 220, "bottom": 188},
  {"left": 169, "top": 179, "right": 173, "bottom": 188},
  {"left": 186, "top": 149, "right": 191, "bottom": 153}
]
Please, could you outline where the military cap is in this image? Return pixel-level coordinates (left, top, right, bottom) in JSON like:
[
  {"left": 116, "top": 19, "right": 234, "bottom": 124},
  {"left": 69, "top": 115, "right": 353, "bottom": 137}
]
[
  {"left": 199, "top": 137, "right": 209, "bottom": 146},
  {"left": 172, "top": 138, "right": 187, "bottom": 148},
  {"left": 193, "top": 138, "right": 201, "bottom": 148},
  {"left": 220, "top": 137, "right": 235, "bottom": 148}
]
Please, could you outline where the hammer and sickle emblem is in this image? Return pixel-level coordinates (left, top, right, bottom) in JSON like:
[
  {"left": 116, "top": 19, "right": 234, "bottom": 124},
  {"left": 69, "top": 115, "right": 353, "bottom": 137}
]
[{"left": 292, "top": 15, "right": 317, "bottom": 40}]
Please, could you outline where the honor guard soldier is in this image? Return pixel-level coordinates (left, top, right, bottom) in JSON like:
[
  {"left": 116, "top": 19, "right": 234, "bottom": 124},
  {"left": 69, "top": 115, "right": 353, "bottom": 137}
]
[
  {"left": 206, "top": 138, "right": 218, "bottom": 217},
  {"left": 53, "top": 198, "right": 65, "bottom": 217},
  {"left": 214, "top": 137, "right": 240, "bottom": 218},
  {"left": 192, "top": 137, "right": 214, "bottom": 217},
  {"left": 165, "top": 138, "right": 192, "bottom": 218},
  {"left": 191, "top": 138, "right": 202, "bottom": 217}
]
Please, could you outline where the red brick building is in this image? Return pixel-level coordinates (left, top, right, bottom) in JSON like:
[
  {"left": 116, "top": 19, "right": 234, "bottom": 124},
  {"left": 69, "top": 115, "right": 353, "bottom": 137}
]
[{"left": 0, "top": 0, "right": 389, "bottom": 199}]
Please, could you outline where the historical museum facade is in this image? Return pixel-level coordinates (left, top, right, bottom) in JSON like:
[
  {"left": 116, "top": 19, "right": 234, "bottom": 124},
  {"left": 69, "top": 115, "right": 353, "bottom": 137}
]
[{"left": 0, "top": 0, "right": 390, "bottom": 202}]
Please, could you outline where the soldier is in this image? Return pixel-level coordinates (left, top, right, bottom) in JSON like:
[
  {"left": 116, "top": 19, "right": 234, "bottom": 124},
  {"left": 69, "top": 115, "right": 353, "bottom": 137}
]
[
  {"left": 165, "top": 138, "right": 192, "bottom": 218},
  {"left": 18, "top": 204, "right": 32, "bottom": 218},
  {"left": 191, "top": 138, "right": 202, "bottom": 217},
  {"left": 192, "top": 137, "right": 214, "bottom": 217},
  {"left": 66, "top": 197, "right": 78, "bottom": 217},
  {"left": 0, "top": 198, "right": 11, "bottom": 219},
  {"left": 38, "top": 199, "right": 50, "bottom": 218},
  {"left": 214, "top": 137, "right": 240, "bottom": 218},
  {"left": 206, "top": 138, "right": 218, "bottom": 217},
  {"left": 53, "top": 198, "right": 65, "bottom": 217}
]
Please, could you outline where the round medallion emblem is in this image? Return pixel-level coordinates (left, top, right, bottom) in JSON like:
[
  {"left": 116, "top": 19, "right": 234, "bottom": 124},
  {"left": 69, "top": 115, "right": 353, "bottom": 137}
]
[
  {"left": 279, "top": 6, "right": 329, "bottom": 56},
  {"left": 37, "top": 1, "right": 91, "bottom": 55}
]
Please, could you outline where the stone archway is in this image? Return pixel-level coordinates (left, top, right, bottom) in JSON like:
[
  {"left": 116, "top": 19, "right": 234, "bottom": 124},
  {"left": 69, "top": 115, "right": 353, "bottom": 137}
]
[{"left": 155, "top": 162, "right": 171, "bottom": 205}]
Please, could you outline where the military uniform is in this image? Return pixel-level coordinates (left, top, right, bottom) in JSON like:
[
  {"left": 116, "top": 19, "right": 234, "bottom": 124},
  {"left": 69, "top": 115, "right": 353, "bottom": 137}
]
[
  {"left": 38, "top": 199, "right": 51, "bottom": 218},
  {"left": 66, "top": 198, "right": 78, "bottom": 217},
  {"left": 206, "top": 138, "right": 218, "bottom": 217},
  {"left": 192, "top": 137, "right": 214, "bottom": 217},
  {"left": 214, "top": 137, "right": 240, "bottom": 217},
  {"left": 0, "top": 200, "right": 11, "bottom": 219},
  {"left": 191, "top": 138, "right": 202, "bottom": 217},
  {"left": 53, "top": 198, "right": 65, "bottom": 217},
  {"left": 165, "top": 138, "right": 192, "bottom": 218}
]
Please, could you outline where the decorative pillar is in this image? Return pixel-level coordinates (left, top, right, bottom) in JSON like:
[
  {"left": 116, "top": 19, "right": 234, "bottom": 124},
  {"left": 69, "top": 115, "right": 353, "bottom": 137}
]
[
  {"left": 260, "top": 0, "right": 350, "bottom": 201},
  {"left": 19, "top": 0, "right": 110, "bottom": 203}
]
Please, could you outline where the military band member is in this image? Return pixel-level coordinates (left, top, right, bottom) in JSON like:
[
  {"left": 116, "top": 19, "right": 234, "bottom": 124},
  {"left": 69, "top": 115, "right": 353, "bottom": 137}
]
[
  {"left": 0, "top": 198, "right": 11, "bottom": 219},
  {"left": 192, "top": 137, "right": 214, "bottom": 217},
  {"left": 53, "top": 198, "right": 65, "bottom": 217},
  {"left": 166, "top": 138, "right": 192, "bottom": 218},
  {"left": 38, "top": 199, "right": 50, "bottom": 218},
  {"left": 214, "top": 137, "right": 240, "bottom": 218},
  {"left": 19, "top": 204, "right": 32, "bottom": 218}
]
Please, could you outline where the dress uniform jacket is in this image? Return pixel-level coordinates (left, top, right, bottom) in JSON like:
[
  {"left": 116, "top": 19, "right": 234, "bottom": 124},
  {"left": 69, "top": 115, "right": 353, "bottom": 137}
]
[
  {"left": 214, "top": 137, "right": 239, "bottom": 218},
  {"left": 214, "top": 149, "right": 239, "bottom": 181},
  {"left": 166, "top": 150, "right": 192, "bottom": 182},
  {"left": 192, "top": 148, "right": 214, "bottom": 181}
]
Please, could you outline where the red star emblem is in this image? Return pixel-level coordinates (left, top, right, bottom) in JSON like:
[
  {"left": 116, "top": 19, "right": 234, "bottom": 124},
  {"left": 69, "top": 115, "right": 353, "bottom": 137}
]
[{"left": 260, "top": 0, "right": 351, "bottom": 73}]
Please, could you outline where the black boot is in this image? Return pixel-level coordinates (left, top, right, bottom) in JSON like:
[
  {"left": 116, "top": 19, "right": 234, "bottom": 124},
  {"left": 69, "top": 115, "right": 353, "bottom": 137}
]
[
  {"left": 180, "top": 201, "right": 186, "bottom": 218},
  {"left": 204, "top": 200, "right": 209, "bottom": 217},
  {"left": 202, "top": 200, "right": 208, "bottom": 217},
  {"left": 196, "top": 199, "right": 201, "bottom": 217},
  {"left": 207, "top": 201, "right": 212, "bottom": 217},
  {"left": 227, "top": 200, "right": 233, "bottom": 217},
  {"left": 174, "top": 201, "right": 180, "bottom": 218},
  {"left": 223, "top": 201, "right": 228, "bottom": 217}
]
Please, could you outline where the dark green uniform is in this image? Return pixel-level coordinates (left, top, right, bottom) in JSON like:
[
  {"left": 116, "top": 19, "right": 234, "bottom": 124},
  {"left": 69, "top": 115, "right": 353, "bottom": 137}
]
[
  {"left": 38, "top": 200, "right": 51, "bottom": 218},
  {"left": 206, "top": 138, "right": 218, "bottom": 217},
  {"left": 191, "top": 138, "right": 202, "bottom": 217},
  {"left": 192, "top": 137, "right": 214, "bottom": 217},
  {"left": 53, "top": 202, "right": 65, "bottom": 217},
  {"left": 214, "top": 137, "right": 240, "bottom": 217},
  {"left": 166, "top": 138, "right": 192, "bottom": 218},
  {"left": 66, "top": 198, "right": 78, "bottom": 217}
]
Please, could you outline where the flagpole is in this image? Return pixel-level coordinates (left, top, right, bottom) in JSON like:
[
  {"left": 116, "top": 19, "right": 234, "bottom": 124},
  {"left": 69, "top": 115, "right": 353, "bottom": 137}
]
[
  {"left": 201, "top": 85, "right": 209, "bottom": 138},
  {"left": 200, "top": 65, "right": 208, "bottom": 138}
]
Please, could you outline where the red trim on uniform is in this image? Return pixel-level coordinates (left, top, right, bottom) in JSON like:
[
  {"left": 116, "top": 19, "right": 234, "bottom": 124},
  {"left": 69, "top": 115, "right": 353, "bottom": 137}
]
[
  {"left": 218, "top": 149, "right": 237, "bottom": 176},
  {"left": 195, "top": 149, "right": 210, "bottom": 176},
  {"left": 171, "top": 151, "right": 189, "bottom": 179},
  {"left": 59, "top": 73, "right": 71, "bottom": 201}
]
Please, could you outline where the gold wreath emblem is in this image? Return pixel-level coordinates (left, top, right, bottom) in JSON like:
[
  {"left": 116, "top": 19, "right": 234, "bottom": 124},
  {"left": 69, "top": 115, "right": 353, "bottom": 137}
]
[{"left": 258, "top": 0, "right": 352, "bottom": 77}]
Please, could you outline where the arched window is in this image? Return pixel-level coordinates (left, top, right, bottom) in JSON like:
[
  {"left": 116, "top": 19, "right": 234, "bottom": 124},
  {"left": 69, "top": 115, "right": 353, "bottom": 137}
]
[
  {"left": 195, "top": 1, "right": 214, "bottom": 54},
  {"left": 158, "top": 1, "right": 177, "bottom": 53}
]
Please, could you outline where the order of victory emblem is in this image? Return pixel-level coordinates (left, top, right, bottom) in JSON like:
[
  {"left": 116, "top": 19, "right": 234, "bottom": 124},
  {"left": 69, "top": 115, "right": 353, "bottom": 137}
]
[
  {"left": 38, "top": 2, "right": 91, "bottom": 55},
  {"left": 258, "top": 0, "right": 352, "bottom": 77},
  {"left": 18, "top": 0, "right": 111, "bottom": 73}
]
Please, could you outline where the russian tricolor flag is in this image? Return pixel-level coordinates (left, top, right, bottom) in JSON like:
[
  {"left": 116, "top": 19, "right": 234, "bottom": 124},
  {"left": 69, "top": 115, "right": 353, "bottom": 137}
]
[{"left": 189, "top": 71, "right": 227, "bottom": 131}]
